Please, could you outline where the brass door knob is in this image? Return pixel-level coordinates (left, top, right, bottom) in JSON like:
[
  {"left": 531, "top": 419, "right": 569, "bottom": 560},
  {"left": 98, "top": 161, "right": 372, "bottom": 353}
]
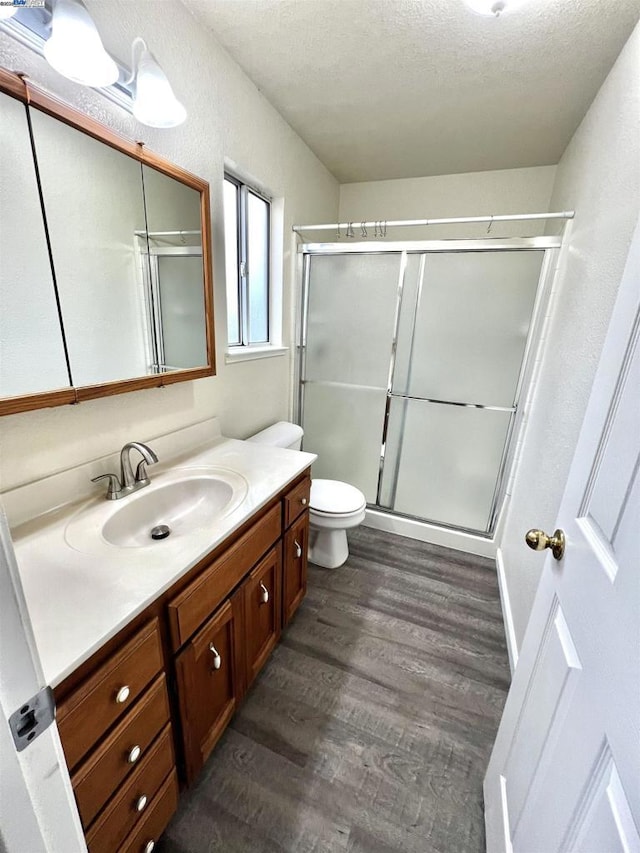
[{"left": 525, "top": 528, "right": 566, "bottom": 561}]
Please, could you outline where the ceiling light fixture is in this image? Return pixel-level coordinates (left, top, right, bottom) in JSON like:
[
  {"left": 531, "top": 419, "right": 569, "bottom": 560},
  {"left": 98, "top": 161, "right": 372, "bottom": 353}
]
[
  {"left": 43, "top": 0, "right": 118, "bottom": 87},
  {"left": 126, "top": 37, "right": 187, "bottom": 129},
  {"left": 463, "top": 0, "right": 529, "bottom": 17}
]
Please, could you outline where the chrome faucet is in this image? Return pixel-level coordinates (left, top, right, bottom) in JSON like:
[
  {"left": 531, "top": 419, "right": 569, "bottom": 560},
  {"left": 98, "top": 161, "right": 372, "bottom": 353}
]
[{"left": 92, "top": 441, "right": 159, "bottom": 500}]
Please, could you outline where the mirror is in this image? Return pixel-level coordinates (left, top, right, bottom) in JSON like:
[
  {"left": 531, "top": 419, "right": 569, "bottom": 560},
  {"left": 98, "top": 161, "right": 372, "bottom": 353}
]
[
  {"left": 31, "top": 107, "right": 150, "bottom": 387},
  {"left": 0, "top": 71, "right": 214, "bottom": 415},
  {"left": 140, "top": 165, "right": 208, "bottom": 371},
  {"left": 0, "top": 91, "right": 72, "bottom": 399}
]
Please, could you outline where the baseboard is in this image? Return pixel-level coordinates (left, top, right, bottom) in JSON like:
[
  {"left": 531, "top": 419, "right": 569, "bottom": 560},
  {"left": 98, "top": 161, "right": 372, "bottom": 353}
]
[
  {"left": 495, "top": 547, "right": 518, "bottom": 675},
  {"left": 363, "top": 509, "right": 496, "bottom": 558}
]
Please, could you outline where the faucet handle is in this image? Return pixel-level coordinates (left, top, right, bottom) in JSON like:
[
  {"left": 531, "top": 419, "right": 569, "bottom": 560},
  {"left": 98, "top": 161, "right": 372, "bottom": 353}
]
[
  {"left": 91, "top": 473, "right": 121, "bottom": 500},
  {"left": 135, "top": 458, "right": 155, "bottom": 485},
  {"left": 135, "top": 460, "right": 149, "bottom": 485}
]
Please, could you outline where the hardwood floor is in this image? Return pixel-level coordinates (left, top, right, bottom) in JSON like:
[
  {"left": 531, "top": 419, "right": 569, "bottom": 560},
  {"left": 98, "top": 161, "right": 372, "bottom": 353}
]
[{"left": 159, "top": 526, "right": 510, "bottom": 853}]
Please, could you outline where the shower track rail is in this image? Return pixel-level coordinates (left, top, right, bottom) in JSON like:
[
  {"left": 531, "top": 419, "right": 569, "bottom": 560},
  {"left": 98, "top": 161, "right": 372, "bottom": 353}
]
[{"left": 293, "top": 210, "right": 574, "bottom": 234}]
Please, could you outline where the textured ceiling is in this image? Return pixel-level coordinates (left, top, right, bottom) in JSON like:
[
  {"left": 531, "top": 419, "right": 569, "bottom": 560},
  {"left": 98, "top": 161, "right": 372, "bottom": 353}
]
[{"left": 182, "top": 0, "right": 640, "bottom": 183}]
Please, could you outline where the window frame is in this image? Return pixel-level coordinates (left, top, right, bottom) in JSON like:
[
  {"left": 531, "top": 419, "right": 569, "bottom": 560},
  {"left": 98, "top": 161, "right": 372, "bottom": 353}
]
[{"left": 224, "top": 172, "right": 272, "bottom": 349}]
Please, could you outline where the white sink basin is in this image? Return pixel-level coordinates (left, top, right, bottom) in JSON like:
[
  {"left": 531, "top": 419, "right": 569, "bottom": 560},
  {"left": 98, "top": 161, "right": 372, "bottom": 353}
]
[{"left": 65, "top": 466, "right": 248, "bottom": 553}]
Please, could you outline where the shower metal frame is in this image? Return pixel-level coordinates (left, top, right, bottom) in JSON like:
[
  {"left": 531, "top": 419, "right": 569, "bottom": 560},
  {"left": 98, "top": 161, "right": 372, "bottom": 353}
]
[{"left": 295, "top": 236, "right": 561, "bottom": 538}]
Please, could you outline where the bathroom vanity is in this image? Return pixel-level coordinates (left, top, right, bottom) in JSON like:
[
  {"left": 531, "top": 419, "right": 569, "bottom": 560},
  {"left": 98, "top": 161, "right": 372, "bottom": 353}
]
[{"left": 7, "top": 426, "right": 314, "bottom": 853}]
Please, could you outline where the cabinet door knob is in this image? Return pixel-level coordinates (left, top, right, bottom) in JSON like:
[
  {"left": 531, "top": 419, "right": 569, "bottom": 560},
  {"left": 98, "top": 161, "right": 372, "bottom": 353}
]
[
  {"left": 144, "top": 842, "right": 155, "bottom": 853},
  {"left": 209, "top": 642, "right": 221, "bottom": 670},
  {"left": 259, "top": 581, "right": 269, "bottom": 604},
  {"left": 294, "top": 539, "right": 302, "bottom": 559},
  {"left": 135, "top": 794, "right": 148, "bottom": 812},
  {"left": 127, "top": 745, "right": 141, "bottom": 764},
  {"left": 301, "top": 497, "right": 308, "bottom": 506},
  {"left": 115, "top": 685, "right": 130, "bottom": 704}
]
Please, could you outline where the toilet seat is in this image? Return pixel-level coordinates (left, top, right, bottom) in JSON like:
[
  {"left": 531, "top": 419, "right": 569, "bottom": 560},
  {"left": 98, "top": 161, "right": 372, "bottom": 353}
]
[
  {"left": 310, "top": 507, "right": 364, "bottom": 520},
  {"left": 310, "top": 479, "right": 366, "bottom": 516}
]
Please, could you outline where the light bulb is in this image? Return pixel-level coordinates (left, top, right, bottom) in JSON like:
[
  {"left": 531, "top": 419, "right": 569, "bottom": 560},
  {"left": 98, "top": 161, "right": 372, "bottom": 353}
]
[
  {"left": 130, "top": 41, "right": 186, "bottom": 129},
  {"left": 44, "top": 0, "right": 118, "bottom": 87}
]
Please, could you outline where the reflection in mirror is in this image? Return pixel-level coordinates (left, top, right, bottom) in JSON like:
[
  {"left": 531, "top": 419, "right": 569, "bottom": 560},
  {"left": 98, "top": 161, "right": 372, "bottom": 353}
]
[
  {"left": 140, "top": 164, "right": 207, "bottom": 371},
  {"left": 0, "top": 93, "right": 71, "bottom": 397},
  {"left": 30, "top": 108, "right": 151, "bottom": 387}
]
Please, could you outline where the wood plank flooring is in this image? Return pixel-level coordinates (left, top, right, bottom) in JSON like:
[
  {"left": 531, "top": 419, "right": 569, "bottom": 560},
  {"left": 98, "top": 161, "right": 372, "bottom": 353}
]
[{"left": 158, "top": 526, "right": 510, "bottom": 853}]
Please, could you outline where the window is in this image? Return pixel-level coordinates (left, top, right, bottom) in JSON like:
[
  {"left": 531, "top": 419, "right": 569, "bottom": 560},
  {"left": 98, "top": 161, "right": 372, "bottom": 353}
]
[{"left": 223, "top": 174, "right": 271, "bottom": 348}]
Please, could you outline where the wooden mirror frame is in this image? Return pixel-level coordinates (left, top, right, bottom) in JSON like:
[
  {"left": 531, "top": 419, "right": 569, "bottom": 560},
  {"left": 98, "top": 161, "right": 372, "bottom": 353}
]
[{"left": 0, "top": 68, "right": 215, "bottom": 417}]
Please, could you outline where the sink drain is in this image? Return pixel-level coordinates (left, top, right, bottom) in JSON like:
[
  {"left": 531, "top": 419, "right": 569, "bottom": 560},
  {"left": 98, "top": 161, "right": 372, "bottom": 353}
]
[{"left": 150, "top": 524, "right": 171, "bottom": 541}]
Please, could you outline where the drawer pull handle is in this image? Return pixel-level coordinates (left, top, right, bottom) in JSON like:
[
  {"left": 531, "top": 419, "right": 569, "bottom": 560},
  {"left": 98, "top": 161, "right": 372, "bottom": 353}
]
[
  {"left": 135, "top": 794, "right": 148, "bottom": 812},
  {"left": 127, "top": 745, "right": 142, "bottom": 764},
  {"left": 115, "top": 685, "right": 130, "bottom": 704},
  {"left": 144, "top": 842, "right": 155, "bottom": 853},
  {"left": 294, "top": 540, "right": 302, "bottom": 559},
  {"left": 259, "top": 582, "right": 269, "bottom": 604},
  {"left": 209, "top": 643, "right": 222, "bottom": 670},
  {"left": 301, "top": 497, "right": 308, "bottom": 506}
]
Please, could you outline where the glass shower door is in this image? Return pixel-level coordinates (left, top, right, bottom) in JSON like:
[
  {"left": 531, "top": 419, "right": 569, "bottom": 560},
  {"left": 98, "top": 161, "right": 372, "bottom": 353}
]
[
  {"left": 301, "top": 253, "right": 402, "bottom": 501},
  {"left": 380, "top": 249, "right": 544, "bottom": 532},
  {"left": 156, "top": 254, "right": 207, "bottom": 369}
]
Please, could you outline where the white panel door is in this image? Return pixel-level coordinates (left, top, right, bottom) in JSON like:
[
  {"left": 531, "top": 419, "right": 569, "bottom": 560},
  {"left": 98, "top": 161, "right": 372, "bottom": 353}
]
[
  {"left": 0, "top": 508, "right": 86, "bottom": 853},
  {"left": 484, "top": 220, "right": 640, "bottom": 852}
]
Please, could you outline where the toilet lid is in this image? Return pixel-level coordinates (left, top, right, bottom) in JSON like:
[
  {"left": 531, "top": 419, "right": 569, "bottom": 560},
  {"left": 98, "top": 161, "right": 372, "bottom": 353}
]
[{"left": 310, "top": 479, "right": 366, "bottom": 515}]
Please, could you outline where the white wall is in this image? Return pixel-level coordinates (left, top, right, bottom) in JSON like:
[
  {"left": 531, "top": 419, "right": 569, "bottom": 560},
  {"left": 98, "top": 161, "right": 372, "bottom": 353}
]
[
  {"left": 497, "top": 22, "right": 640, "bottom": 653},
  {"left": 338, "top": 165, "right": 557, "bottom": 240},
  {"left": 0, "top": 0, "right": 338, "bottom": 492}
]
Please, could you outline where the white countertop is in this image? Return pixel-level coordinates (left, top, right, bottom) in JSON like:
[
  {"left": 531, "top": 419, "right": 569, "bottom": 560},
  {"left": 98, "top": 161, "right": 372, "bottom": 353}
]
[{"left": 10, "top": 437, "right": 315, "bottom": 688}]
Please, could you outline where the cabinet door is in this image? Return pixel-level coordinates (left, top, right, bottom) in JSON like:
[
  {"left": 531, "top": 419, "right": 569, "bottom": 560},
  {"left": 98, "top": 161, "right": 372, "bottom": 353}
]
[
  {"left": 283, "top": 512, "right": 309, "bottom": 627},
  {"left": 244, "top": 546, "right": 281, "bottom": 688},
  {"left": 175, "top": 599, "right": 238, "bottom": 783}
]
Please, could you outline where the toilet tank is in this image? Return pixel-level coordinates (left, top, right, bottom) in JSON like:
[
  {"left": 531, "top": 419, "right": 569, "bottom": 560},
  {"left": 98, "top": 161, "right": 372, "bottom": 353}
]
[{"left": 246, "top": 421, "right": 304, "bottom": 451}]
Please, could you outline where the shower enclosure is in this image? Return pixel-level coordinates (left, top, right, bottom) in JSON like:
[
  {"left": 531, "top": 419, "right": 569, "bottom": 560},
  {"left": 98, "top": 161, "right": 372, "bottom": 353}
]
[{"left": 296, "top": 237, "right": 560, "bottom": 537}]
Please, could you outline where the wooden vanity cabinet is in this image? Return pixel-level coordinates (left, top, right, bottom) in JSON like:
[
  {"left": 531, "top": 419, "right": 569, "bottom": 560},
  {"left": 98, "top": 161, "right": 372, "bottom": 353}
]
[
  {"left": 283, "top": 512, "right": 309, "bottom": 627},
  {"left": 55, "top": 468, "right": 312, "bottom": 849},
  {"left": 167, "top": 503, "right": 282, "bottom": 650},
  {"left": 84, "top": 724, "right": 175, "bottom": 853},
  {"left": 283, "top": 476, "right": 311, "bottom": 528},
  {"left": 175, "top": 544, "right": 282, "bottom": 783},
  {"left": 174, "top": 597, "right": 241, "bottom": 783},
  {"left": 55, "top": 619, "right": 179, "bottom": 853},
  {"left": 244, "top": 545, "right": 281, "bottom": 687},
  {"left": 56, "top": 618, "right": 164, "bottom": 772}
]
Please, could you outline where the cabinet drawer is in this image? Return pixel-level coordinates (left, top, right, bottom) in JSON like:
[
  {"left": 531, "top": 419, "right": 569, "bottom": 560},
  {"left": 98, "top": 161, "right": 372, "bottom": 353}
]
[
  {"left": 119, "top": 768, "right": 179, "bottom": 853},
  {"left": 168, "top": 503, "right": 281, "bottom": 650},
  {"left": 58, "top": 619, "right": 163, "bottom": 771},
  {"left": 283, "top": 512, "right": 309, "bottom": 627},
  {"left": 244, "top": 546, "right": 281, "bottom": 686},
  {"left": 283, "top": 477, "right": 311, "bottom": 528},
  {"left": 85, "top": 724, "right": 175, "bottom": 853},
  {"left": 73, "top": 675, "right": 171, "bottom": 829}
]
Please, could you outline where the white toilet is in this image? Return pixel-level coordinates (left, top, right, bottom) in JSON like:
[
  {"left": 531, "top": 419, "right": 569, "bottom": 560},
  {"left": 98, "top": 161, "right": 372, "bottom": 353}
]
[{"left": 246, "top": 421, "right": 366, "bottom": 569}]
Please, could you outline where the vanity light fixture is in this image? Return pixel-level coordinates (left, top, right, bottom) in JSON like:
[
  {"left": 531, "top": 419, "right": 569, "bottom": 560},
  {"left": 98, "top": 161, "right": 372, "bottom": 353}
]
[
  {"left": 43, "top": 0, "right": 119, "bottom": 87},
  {"left": 2, "top": 2, "right": 186, "bottom": 127},
  {"left": 463, "top": 0, "right": 529, "bottom": 16},
  {"left": 126, "top": 37, "right": 187, "bottom": 129}
]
